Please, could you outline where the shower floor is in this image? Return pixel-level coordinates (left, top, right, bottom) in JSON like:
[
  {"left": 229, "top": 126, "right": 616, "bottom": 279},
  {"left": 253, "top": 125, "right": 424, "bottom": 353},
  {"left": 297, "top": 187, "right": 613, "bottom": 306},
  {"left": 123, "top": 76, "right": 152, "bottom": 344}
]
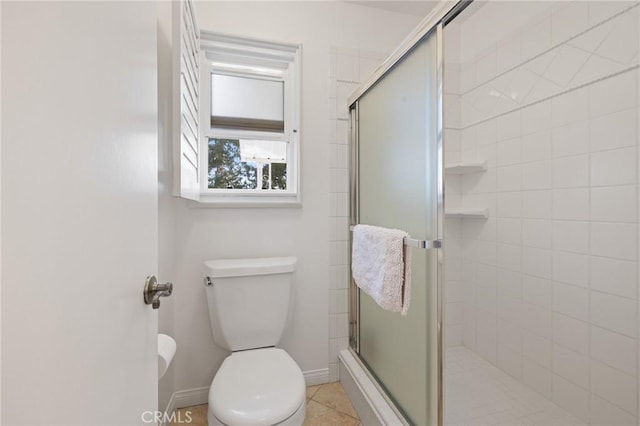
[{"left": 445, "top": 347, "right": 586, "bottom": 426}]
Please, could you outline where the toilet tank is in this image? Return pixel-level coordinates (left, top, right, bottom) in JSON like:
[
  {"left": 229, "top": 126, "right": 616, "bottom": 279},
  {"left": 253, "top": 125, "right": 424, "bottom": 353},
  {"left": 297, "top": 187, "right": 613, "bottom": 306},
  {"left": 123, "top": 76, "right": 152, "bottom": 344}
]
[{"left": 204, "top": 257, "right": 297, "bottom": 352}]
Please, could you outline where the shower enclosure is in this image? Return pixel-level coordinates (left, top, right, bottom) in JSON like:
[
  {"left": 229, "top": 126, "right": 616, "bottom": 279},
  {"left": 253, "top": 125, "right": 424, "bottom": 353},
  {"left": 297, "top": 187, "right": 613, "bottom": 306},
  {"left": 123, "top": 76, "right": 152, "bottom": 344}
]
[{"left": 346, "top": 1, "right": 640, "bottom": 425}]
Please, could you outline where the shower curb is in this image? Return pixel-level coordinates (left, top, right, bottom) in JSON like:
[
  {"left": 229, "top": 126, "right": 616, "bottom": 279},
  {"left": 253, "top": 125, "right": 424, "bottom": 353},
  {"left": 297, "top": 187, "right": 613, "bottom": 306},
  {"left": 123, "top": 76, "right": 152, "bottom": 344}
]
[{"left": 338, "top": 349, "right": 407, "bottom": 426}]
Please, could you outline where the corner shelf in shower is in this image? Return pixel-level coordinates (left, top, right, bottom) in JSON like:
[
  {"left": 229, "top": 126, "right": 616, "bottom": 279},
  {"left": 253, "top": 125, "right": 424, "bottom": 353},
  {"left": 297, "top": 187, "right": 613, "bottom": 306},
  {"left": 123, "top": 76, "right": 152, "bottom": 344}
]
[
  {"left": 444, "top": 160, "right": 487, "bottom": 175},
  {"left": 445, "top": 208, "right": 489, "bottom": 219}
]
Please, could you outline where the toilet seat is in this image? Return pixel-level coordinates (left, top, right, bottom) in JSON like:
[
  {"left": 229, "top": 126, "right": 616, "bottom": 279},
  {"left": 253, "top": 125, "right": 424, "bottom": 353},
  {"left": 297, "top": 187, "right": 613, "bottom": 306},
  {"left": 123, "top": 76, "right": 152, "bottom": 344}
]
[{"left": 209, "top": 348, "right": 306, "bottom": 426}]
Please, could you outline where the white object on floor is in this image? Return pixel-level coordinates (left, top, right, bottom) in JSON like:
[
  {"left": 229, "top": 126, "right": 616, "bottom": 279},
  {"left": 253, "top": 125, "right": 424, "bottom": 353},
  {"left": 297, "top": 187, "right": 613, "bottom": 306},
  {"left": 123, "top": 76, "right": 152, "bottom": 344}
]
[
  {"left": 351, "top": 224, "right": 412, "bottom": 315},
  {"left": 158, "top": 334, "right": 176, "bottom": 380},
  {"left": 203, "top": 257, "right": 306, "bottom": 426},
  {"left": 210, "top": 348, "right": 306, "bottom": 425},
  {"left": 445, "top": 347, "right": 587, "bottom": 426}
]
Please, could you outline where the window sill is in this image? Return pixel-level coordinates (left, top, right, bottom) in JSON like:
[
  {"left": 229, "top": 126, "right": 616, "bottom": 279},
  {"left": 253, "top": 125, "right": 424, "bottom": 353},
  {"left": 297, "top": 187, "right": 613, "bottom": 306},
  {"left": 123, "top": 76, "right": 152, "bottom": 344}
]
[{"left": 187, "top": 192, "right": 302, "bottom": 208}]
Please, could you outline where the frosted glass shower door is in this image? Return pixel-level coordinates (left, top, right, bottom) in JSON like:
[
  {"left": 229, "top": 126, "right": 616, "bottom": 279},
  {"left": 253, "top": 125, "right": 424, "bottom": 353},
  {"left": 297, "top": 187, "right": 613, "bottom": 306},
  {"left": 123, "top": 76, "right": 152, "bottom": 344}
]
[{"left": 355, "top": 31, "right": 440, "bottom": 426}]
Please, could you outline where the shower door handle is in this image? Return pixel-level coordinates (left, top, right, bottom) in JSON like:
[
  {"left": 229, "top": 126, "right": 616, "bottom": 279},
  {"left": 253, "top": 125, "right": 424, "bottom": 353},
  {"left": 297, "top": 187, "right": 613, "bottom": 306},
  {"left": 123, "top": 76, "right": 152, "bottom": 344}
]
[{"left": 407, "top": 239, "right": 442, "bottom": 249}]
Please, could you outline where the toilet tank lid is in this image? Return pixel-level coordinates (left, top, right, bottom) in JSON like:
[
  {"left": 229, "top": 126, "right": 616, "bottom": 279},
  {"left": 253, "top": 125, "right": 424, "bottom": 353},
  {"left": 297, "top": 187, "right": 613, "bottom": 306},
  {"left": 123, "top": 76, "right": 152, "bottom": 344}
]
[{"left": 205, "top": 257, "right": 297, "bottom": 278}]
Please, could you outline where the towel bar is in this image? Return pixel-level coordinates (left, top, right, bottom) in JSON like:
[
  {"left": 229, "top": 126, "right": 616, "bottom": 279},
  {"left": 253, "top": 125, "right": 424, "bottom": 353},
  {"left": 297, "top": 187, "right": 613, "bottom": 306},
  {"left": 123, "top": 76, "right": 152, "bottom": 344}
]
[{"left": 349, "top": 225, "right": 442, "bottom": 249}]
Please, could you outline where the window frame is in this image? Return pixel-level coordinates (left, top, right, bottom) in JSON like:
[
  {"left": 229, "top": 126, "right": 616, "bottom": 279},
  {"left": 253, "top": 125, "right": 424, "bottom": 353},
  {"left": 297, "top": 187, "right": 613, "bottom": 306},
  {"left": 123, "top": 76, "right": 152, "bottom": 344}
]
[{"left": 198, "top": 32, "right": 301, "bottom": 207}]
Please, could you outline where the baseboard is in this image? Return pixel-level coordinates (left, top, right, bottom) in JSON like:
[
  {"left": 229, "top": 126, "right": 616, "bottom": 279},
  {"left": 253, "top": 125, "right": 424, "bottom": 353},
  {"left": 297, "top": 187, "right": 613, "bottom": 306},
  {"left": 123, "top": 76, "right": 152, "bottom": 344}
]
[
  {"left": 173, "top": 386, "right": 210, "bottom": 409},
  {"left": 303, "top": 368, "right": 330, "bottom": 386},
  {"left": 160, "top": 387, "right": 208, "bottom": 426}
]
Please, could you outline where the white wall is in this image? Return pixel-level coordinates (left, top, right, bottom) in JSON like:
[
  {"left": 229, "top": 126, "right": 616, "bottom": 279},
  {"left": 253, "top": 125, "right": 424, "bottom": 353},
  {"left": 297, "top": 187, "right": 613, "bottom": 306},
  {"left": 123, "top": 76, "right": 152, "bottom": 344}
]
[
  {"left": 449, "top": 1, "right": 640, "bottom": 423},
  {"left": 161, "top": 1, "right": 421, "bottom": 399}
]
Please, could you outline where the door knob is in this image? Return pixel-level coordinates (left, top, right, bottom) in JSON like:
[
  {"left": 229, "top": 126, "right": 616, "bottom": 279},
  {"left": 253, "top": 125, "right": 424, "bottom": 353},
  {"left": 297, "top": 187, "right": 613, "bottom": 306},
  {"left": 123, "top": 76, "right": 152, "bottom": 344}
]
[{"left": 143, "top": 275, "right": 173, "bottom": 309}]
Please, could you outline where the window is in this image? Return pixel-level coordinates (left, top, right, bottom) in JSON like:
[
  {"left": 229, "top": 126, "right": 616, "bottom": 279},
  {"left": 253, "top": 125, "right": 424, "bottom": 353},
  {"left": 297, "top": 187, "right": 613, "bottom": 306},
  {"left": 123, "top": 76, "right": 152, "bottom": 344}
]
[
  {"left": 199, "top": 33, "right": 301, "bottom": 205},
  {"left": 173, "top": 0, "right": 301, "bottom": 206}
]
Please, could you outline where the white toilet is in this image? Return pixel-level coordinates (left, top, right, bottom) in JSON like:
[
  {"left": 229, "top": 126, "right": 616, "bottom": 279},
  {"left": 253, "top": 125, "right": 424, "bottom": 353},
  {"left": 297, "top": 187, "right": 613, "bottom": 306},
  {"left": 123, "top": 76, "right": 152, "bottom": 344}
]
[{"left": 204, "top": 257, "right": 306, "bottom": 426}]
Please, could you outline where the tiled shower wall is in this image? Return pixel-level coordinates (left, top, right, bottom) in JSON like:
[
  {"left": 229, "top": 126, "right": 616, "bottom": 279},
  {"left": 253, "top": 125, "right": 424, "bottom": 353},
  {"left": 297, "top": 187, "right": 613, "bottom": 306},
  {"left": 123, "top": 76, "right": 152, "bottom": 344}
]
[
  {"left": 328, "top": 48, "right": 387, "bottom": 381},
  {"left": 448, "top": 2, "right": 640, "bottom": 423}
]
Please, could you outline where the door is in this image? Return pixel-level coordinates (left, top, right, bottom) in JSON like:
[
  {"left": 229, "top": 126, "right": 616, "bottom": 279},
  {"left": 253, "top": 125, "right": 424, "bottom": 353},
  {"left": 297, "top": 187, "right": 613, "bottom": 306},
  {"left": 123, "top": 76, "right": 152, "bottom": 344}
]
[
  {"left": 2, "top": 2, "right": 159, "bottom": 424},
  {"left": 353, "top": 30, "right": 441, "bottom": 425}
]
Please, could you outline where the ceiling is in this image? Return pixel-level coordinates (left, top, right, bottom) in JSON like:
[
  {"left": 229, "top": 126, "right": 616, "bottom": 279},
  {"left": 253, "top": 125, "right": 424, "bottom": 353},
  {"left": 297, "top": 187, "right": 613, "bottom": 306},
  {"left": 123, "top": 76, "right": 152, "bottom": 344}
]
[{"left": 346, "top": 1, "right": 439, "bottom": 17}]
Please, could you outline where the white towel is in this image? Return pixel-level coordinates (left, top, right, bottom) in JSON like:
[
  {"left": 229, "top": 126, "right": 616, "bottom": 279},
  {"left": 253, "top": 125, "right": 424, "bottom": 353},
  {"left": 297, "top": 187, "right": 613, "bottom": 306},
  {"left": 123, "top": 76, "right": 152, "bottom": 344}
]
[{"left": 351, "top": 224, "right": 412, "bottom": 315}]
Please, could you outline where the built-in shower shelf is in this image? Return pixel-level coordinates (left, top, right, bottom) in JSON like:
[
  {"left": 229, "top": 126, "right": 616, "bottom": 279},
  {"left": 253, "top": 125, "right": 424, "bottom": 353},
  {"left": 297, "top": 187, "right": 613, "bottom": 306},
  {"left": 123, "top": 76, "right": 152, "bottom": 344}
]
[
  {"left": 445, "top": 160, "right": 487, "bottom": 175},
  {"left": 445, "top": 208, "right": 489, "bottom": 219}
]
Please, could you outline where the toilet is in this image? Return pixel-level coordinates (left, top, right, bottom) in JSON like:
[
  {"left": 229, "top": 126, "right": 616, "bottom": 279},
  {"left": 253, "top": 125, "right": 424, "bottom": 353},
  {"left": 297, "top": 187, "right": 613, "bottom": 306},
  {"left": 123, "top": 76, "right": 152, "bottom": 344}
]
[{"left": 204, "top": 257, "right": 306, "bottom": 426}]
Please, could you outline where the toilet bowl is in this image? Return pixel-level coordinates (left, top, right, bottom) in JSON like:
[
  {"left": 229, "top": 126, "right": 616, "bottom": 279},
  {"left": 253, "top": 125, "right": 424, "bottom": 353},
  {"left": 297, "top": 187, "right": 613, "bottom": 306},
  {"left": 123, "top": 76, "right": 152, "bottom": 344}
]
[
  {"left": 208, "top": 348, "right": 306, "bottom": 426},
  {"left": 204, "top": 257, "right": 305, "bottom": 426}
]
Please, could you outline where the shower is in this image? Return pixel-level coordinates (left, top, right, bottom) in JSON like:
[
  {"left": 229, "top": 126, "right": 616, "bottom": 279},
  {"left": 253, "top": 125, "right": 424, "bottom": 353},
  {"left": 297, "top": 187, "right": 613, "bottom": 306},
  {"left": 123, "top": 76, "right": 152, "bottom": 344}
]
[{"left": 344, "top": 1, "right": 640, "bottom": 425}]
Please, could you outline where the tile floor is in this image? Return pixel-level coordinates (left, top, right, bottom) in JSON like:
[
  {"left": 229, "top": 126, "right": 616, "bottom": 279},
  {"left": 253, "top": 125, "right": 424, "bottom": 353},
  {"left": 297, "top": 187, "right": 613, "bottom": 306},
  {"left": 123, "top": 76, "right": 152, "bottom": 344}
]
[
  {"left": 171, "top": 381, "right": 360, "bottom": 426},
  {"left": 445, "top": 347, "right": 586, "bottom": 426}
]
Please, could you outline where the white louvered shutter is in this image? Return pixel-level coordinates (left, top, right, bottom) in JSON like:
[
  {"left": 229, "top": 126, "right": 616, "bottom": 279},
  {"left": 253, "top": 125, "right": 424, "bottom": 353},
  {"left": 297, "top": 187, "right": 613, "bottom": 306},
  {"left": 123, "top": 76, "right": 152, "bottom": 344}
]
[{"left": 173, "top": 0, "right": 200, "bottom": 200}]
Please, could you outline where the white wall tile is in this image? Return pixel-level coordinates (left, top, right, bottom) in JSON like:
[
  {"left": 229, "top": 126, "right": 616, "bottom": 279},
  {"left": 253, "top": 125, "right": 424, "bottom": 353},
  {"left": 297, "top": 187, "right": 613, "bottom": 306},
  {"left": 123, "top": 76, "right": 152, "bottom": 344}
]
[
  {"left": 552, "top": 221, "right": 589, "bottom": 254},
  {"left": 523, "top": 190, "right": 552, "bottom": 219},
  {"left": 590, "top": 325, "right": 637, "bottom": 376},
  {"left": 497, "top": 344, "right": 522, "bottom": 379},
  {"left": 552, "top": 87, "right": 588, "bottom": 127},
  {"left": 590, "top": 222, "right": 637, "bottom": 261},
  {"left": 522, "top": 131, "right": 551, "bottom": 163},
  {"left": 522, "top": 160, "right": 552, "bottom": 190},
  {"left": 498, "top": 318, "right": 523, "bottom": 350},
  {"left": 336, "top": 82, "right": 358, "bottom": 119},
  {"left": 522, "top": 100, "right": 551, "bottom": 135},
  {"left": 497, "top": 165, "right": 522, "bottom": 192},
  {"left": 452, "top": 6, "right": 640, "bottom": 420},
  {"left": 521, "top": 301, "right": 552, "bottom": 338},
  {"left": 358, "top": 57, "right": 381, "bottom": 82},
  {"left": 496, "top": 35, "right": 521, "bottom": 74},
  {"left": 497, "top": 294, "right": 522, "bottom": 325},
  {"left": 336, "top": 53, "right": 359, "bottom": 82},
  {"left": 591, "top": 359, "right": 638, "bottom": 416},
  {"left": 476, "top": 330, "right": 497, "bottom": 364},
  {"left": 552, "top": 120, "right": 589, "bottom": 158},
  {"left": 496, "top": 192, "right": 522, "bottom": 218},
  {"left": 523, "top": 247, "right": 552, "bottom": 279},
  {"left": 497, "top": 218, "right": 522, "bottom": 245},
  {"left": 545, "top": 45, "right": 589, "bottom": 88},
  {"left": 591, "top": 186, "right": 637, "bottom": 223},
  {"left": 496, "top": 137, "right": 522, "bottom": 166},
  {"left": 552, "top": 374, "right": 590, "bottom": 422},
  {"left": 551, "top": 1, "right": 589, "bottom": 45},
  {"left": 553, "top": 313, "right": 589, "bottom": 355},
  {"left": 497, "top": 268, "right": 522, "bottom": 299},
  {"left": 553, "top": 251, "right": 589, "bottom": 288},
  {"left": 553, "top": 344, "right": 590, "bottom": 389},
  {"left": 589, "top": 70, "right": 637, "bottom": 119},
  {"left": 496, "top": 110, "right": 521, "bottom": 141},
  {"left": 523, "top": 331, "right": 551, "bottom": 368},
  {"left": 553, "top": 189, "right": 589, "bottom": 221},
  {"left": 590, "top": 108, "right": 637, "bottom": 153},
  {"left": 592, "top": 146, "right": 637, "bottom": 187},
  {"left": 522, "top": 14, "right": 551, "bottom": 59},
  {"left": 590, "top": 256, "right": 637, "bottom": 299},
  {"left": 588, "top": 1, "right": 636, "bottom": 26},
  {"left": 522, "top": 358, "right": 552, "bottom": 397},
  {"left": 553, "top": 155, "right": 589, "bottom": 188},
  {"left": 590, "top": 291, "right": 637, "bottom": 338},
  {"left": 475, "top": 48, "right": 497, "bottom": 84},
  {"left": 523, "top": 219, "right": 552, "bottom": 249},
  {"left": 522, "top": 275, "right": 552, "bottom": 308},
  {"left": 553, "top": 282, "right": 589, "bottom": 321},
  {"left": 590, "top": 394, "right": 637, "bottom": 426}
]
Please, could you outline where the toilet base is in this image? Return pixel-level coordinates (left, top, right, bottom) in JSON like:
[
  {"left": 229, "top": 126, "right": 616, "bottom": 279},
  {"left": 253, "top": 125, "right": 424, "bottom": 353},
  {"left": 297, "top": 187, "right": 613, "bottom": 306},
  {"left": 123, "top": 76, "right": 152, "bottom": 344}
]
[{"left": 208, "top": 400, "right": 306, "bottom": 426}]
